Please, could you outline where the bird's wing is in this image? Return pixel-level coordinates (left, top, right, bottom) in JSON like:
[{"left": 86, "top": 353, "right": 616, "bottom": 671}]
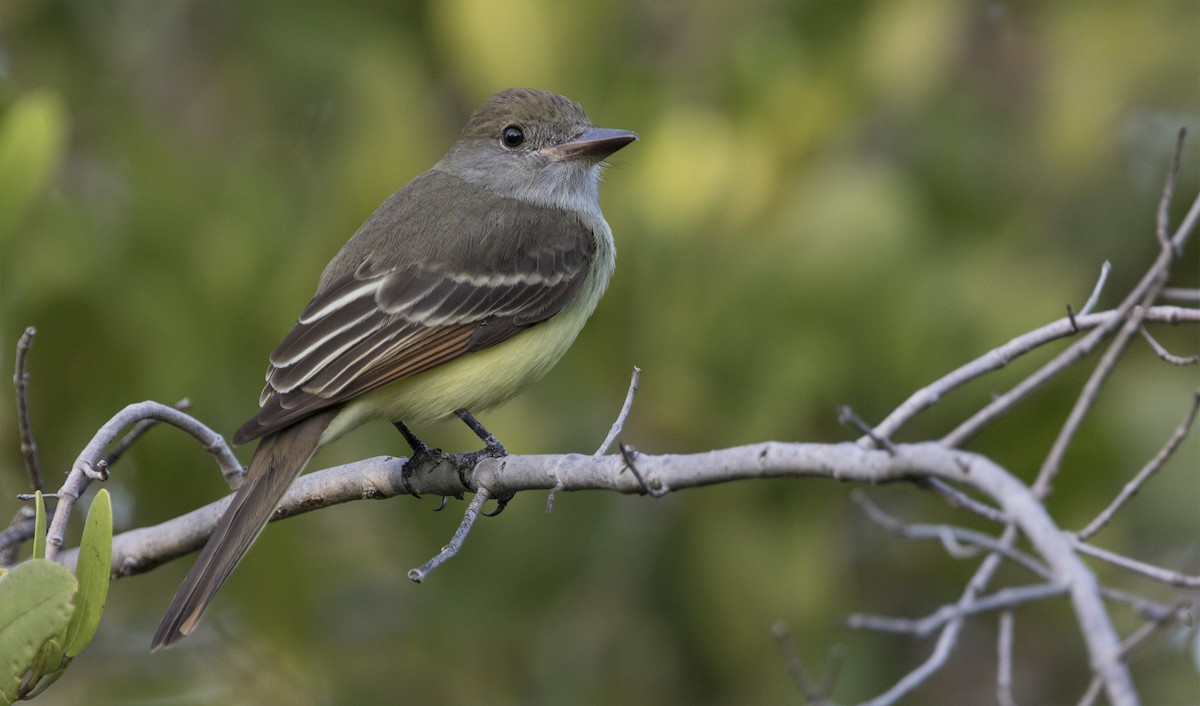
[{"left": 232, "top": 197, "right": 595, "bottom": 444}]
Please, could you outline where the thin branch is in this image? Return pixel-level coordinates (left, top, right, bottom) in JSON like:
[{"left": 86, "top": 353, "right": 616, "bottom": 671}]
[
  {"left": 1079, "top": 599, "right": 1191, "bottom": 706},
  {"left": 1071, "top": 538, "right": 1200, "bottom": 589},
  {"left": 855, "top": 492, "right": 1183, "bottom": 624},
  {"left": 860, "top": 545, "right": 1007, "bottom": 706},
  {"left": 594, "top": 366, "right": 641, "bottom": 457},
  {"left": 1139, "top": 326, "right": 1198, "bottom": 365},
  {"left": 44, "top": 401, "right": 242, "bottom": 561},
  {"left": 549, "top": 366, "right": 642, "bottom": 512},
  {"left": 840, "top": 405, "right": 896, "bottom": 453},
  {"left": 1171, "top": 191, "right": 1200, "bottom": 250},
  {"left": 12, "top": 326, "right": 43, "bottom": 492},
  {"left": 913, "top": 478, "right": 1010, "bottom": 524},
  {"left": 43, "top": 440, "right": 1137, "bottom": 704},
  {"left": 852, "top": 492, "right": 1046, "bottom": 577},
  {"left": 1115, "top": 603, "right": 1190, "bottom": 657},
  {"left": 771, "top": 622, "right": 841, "bottom": 706},
  {"left": 1156, "top": 127, "right": 1187, "bottom": 253},
  {"left": 942, "top": 304, "right": 1133, "bottom": 451},
  {"left": 1099, "top": 585, "right": 1188, "bottom": 625},
  {"left": 814, "top": 645, "right": 844, "bottom": 703},
  {"left": 771, "top": 622, "right": 813, "bottom": 697},
  {"left": 101, "top": 398, "right": 194, "bottom": 468},
  {"left": 1079, "top": 261, "right": 1112, "bottom": 317},
  {"left": 407, "top": 486, "right": 490, "bottom": 583},
  {"left": 1033, "top": 295, "right": 1164, "bottom": 499},
  {"left": 1078, "top": 668, "right": 1104, "bottom": 706},
  {"left": 1077, "top": 389, "right": 1200, "bottom": 540},
  {"left": 619, "top": 443, "right": 668, "bottom": 497},
  {"left": 949, "top": 157, "right": 1195, "bottom": 455},
  {"left": 845, "top": 583, "right": 1068, "bottom": 637},
  {"left": 865, "top": 306, "right": 1197, "bottom": 444},
  {"left": 997, "top": 611, "right": 1017, "bottom": 706},
  {"left": 1161, "top": 287, "right": 1200, "bottom": 302},
  {"left": 947, "top": 147, "right": 1198, "bottom": 460},
  {"left": 0, "top": 507, "right": 36, "bottom": 566}
]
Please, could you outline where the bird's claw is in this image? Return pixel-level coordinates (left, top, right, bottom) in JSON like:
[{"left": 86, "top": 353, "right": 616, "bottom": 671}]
[{"left": 483, "top": 492, "right": 515, "bottom": 517}]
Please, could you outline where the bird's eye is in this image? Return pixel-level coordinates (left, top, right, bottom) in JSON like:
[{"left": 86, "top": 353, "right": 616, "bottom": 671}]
[{"left": 501, "top": 125, "right": 525, "bottom": 148}]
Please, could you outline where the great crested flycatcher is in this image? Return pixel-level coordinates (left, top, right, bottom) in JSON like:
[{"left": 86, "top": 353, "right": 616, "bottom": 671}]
[{"left": 152, "top": 88, "right": 636, "bottom": 649}]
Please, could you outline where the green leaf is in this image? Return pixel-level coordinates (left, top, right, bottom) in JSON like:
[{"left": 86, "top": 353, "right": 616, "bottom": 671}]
[
  {"left": 0, "top": 560, "right": 76, "bottom": 705},
  {"left": 27, "top": 638, "right": 63, "bottom": 679},
  {"left": 62, "top": 489, "right": 113, "bottom": 657},
  {"left": 18, "top": 660, "right": 67, "bottom": 701},
  {"left": 32, "top": 491, "right": 46, "bottom": 561},
  {"left": 23, "top": 637, "right": 67, "bottom": 698}
]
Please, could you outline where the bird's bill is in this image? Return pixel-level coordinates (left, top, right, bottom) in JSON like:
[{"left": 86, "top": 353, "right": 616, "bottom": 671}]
[{"left": 544, "top": 127, "right": 638, "bottom": 162}]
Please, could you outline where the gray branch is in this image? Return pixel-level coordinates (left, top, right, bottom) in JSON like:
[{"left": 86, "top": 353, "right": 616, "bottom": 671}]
[{"left": 47, "top": 439, "right": 1142, "bottom": 704}]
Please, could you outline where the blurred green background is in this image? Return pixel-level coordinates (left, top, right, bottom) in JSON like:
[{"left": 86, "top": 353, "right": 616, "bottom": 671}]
[{"left": 2, "top": 1, "right": 1198, "bottom": 704}]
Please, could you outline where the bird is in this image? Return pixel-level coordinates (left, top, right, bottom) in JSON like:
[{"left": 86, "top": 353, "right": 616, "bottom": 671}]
[{"left": 151, "top": 88, "right": 636, "bottom": 649}]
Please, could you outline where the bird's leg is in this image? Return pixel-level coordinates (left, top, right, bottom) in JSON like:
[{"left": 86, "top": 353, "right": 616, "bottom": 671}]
[
  {"left": 454, "top": 409, "right": 507, "bottom": 456},
  {"left": 452, "top": 408, "right": 513, "bottom": 515},
  {"left": 394, "top": 421, "right": 450, "bottom": 499}
]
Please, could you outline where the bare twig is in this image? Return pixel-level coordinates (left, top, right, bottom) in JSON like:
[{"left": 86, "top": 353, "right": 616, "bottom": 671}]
[
  {"left": 865, "top": 306, "right": 1197, "bottom": 444},
  {"left": 548, "top": 367, "right": 643, "bottom": 512},
  {"left": 1071, "top": 538, "right": 1200, "bottom": 589},
  {"left": 814, "top": 645, "right": 844, "bottom": 703},
  {"left": 1138, "top": 326, "right": 1198, "bottom": 365},
  {"left": 44, "top": 401, "right": 242, "bottom": 561},
  {"left": 845, "top": 583, "right": 1068, "bottom": 637},
  {"left": 13, "top": 326, "right": 43, "bottom": 492},
  {"left": 1116, "top": 603, "right": 1191, "bottom": 656},
  {"left": 853, "top": 492, "right": 1045, "bottom": 576},
  {"left": 1077, "top": 389, "right": 1200, "bottom": 540},
  {"left": 1101, "top": 586, "right": 1190, "bottom": 625},
  {"left": 54, "top": 439, "right": 1133, "bottom": 703},
  {"left": 1171, "top": 191, "right": 1200, "bottom": 250},
  {"left": 101, "top": 398, "right": 194, "bottom": 468},
  {"left": 840, "top": 405, "right": 896, "bottom": 453},
  {"left": 860, "top": 545, "right": 1006, "bottom": 706},
  {"left": 1079, "top": 599, "right": 1192, "bottom": 706},
  {"left": 997, "top": 611, "right": 1017, "bottom": 706},
  {"left": 0, "top": 507, "right": 36, "bottom": 566},
  {"left": 1161, "top": 287, "right": 1200, "bottom": 302},
  {"left": 945, "top": 303, "right": 1137, "bottom": 453},
  {"left": 771, "top": 622, "right": 841, "bottom": 706},
  {"left": 1155, "top": 128, "right": 1186, "bottom": 254},
  {"left": 1078, "top": 667, "right": 1104, "bottom": 706},
  {"left": 408, "top": 486, "right": 490, "bottom": 583},
  {"left": 1079, "top": 261, "right": 1112, "bottom": 317},
  {"left": 914, "top": 478, "right": 1010, "bottom": 524},
  {"left": 907, "top": 152, "right": 1200, "bottom": 706},
  {"left": 772, "top": 622, "right": 814, "bottom": 697},
  {"left": 854, "top": 492, "right": 1184, "bottom": 621},
  {"left": 619, "top": 443, "right": 668, "bottom": 497},
  {"left": 946, "top": 177, "right": 1196, "bottom": 459},
  {"left": 951, "top": 136, "right": 1196, "bottom": 464},
  {"left": 594, "top": 366, "right": 641, "bottom": 457},
  {"left": 1034, "top": 298, "right": 1162, "bottom": 499}
]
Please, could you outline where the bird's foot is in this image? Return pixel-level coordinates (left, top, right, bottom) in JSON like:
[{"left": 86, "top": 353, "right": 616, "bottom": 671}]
[
  {"left": 452, "top": 408, "right": 513, "bottom": 514},
  {"left": 394, "top": 421, "right": 452, "bottom": 499}
]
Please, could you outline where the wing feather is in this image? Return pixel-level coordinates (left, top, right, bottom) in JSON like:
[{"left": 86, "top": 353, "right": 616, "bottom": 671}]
[{"left": 232, "top": 172, "right": 597, "bottom": 445}]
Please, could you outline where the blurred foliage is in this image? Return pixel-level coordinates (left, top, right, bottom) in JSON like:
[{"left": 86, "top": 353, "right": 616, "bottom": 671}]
[
  {"left": 1, "top": 1, "right": 1198, "bottom": 704},
  {"left": 0, "top": 490, "right": 112, "bottom": 703}
]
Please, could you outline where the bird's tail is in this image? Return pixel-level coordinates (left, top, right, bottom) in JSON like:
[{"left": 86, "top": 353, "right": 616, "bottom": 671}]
[{"left": 151, "top": 408, "right": 337, "bottom": 650}]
